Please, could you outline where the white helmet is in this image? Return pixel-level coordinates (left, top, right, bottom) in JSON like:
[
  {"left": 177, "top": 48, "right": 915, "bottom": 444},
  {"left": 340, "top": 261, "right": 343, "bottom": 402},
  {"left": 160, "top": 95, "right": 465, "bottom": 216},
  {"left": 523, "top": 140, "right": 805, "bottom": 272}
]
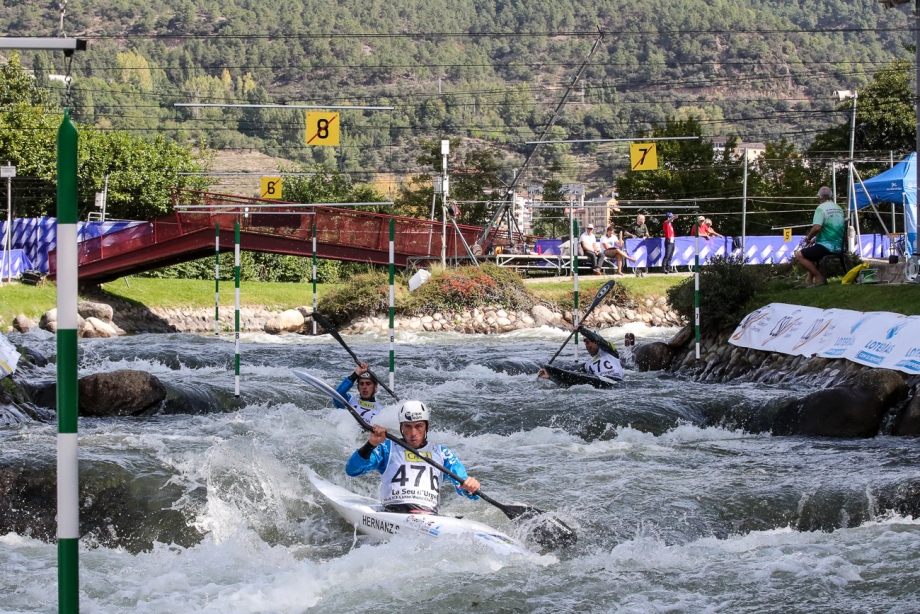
[{"left": 398, "top": 400, "right": 430, "bottom": 423}]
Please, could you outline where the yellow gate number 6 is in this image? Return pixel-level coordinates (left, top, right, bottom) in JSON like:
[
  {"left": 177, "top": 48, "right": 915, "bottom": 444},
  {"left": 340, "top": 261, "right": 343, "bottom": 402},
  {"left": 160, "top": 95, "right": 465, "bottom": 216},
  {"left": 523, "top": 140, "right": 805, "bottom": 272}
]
[
  {"left": 306, "top": 112, "right": 340, "bottom": 146},
  {"left": 261, "top": 177, "right": 282, "bottom": 199}
]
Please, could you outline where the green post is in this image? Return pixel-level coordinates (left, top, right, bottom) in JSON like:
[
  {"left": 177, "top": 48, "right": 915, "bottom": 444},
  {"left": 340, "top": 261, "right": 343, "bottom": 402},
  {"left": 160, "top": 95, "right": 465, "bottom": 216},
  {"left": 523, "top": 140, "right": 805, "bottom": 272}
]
[
  {"left": 214, "top": 221, "right": 220, "bottom": 336},
  {"left": 56, "top": 109, "right": 79, "bottom": 613},
  {"left": 388, "top": 218, "right": 395, "bottom": 390},
  {"left": 234, "top": 220, "right": 241, "bottom": 396},
  {"left": 694, "top": 208, "right": 701, "bottom": 359},
  {"left": 573, "top": 219, "right": 579, "bottom": 361},
  {"left": 312, "top": 222, "right": 317, "bottom": 335}
]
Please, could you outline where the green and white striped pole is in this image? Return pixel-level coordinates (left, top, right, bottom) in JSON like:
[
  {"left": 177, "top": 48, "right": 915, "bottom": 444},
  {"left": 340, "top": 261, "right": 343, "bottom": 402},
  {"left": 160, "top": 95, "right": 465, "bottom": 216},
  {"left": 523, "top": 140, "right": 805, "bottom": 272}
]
[
  {"left": 388, "top": 219, "right": 395, "bottom": 390},
  {"left": 56, "top": 109, "right": 79, "bottom": 614},
  {"left": 312, "top": 222, "right": 317, "bottom": 336},
  {"left": 234, "top": 220, "right": 241, "bottom": 396},
  {"left": 573, "top": 219, "right": 579, "bottom": 362},
  {"left": 694, "top": 209, "right": 701, "bottom": 360},
  {"left": 214, "top": 221, "right": 220, "bottom": 336}
]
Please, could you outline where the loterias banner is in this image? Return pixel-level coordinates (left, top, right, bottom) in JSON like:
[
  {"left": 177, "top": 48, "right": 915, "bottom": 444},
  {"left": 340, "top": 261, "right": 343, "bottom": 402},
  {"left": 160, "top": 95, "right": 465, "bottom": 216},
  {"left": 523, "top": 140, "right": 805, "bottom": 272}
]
[{"left": 729, "top": 302, "right": 920, "bottom": 375}]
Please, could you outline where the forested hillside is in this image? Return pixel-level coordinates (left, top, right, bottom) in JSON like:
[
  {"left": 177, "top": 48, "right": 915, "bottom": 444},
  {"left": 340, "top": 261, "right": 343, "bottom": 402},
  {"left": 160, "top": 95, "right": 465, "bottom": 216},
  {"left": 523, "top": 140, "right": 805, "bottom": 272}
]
[{"left": 0, "top": 0, "right": 912, "bottom": 194}]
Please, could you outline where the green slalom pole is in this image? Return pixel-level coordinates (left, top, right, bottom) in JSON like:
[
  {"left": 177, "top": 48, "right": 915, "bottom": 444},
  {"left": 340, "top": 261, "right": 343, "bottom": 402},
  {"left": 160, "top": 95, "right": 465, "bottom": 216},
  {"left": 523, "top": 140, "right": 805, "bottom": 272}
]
[
  {"left": 694, "top": 209, "right": 701, "bottom": 360},
  {"left": 234, "top": 220, "right": 241, "bottom": 396},
  {"left": 214, "top": 221, "right": 220, "bottom": 336},
  {"left": 388, "top": 218, "right": 395, "bottom": 391},
  {"left": 312, "top": 222, "right": 317, "bottom": 335},
  {"left": 573, "top": 219, "right": 579, "bottom": 362},
  {"left": 56, "top": 109, "right": 79, "bottom": 613}
]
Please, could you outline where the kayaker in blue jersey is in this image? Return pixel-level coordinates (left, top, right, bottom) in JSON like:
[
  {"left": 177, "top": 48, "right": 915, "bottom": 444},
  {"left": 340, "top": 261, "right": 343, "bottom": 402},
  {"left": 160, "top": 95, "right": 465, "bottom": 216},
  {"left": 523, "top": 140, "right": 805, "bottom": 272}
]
[
  {"left": 335, "top": 362, "right": 383, "bottom": 422},
  {"left": 345, "top": 400, "right": 480, "bottom": 514},
  {"left": 537, "top": 326, "right": 624, "bottom": 380}
]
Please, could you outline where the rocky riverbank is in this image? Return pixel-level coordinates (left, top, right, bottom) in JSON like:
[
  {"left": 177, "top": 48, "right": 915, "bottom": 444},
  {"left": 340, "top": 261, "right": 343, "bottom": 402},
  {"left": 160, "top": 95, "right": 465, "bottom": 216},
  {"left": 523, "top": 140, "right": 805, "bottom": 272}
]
[
  {"left": 9, "top": 295, "right": 684, "bottom": 336},
  {"left": 630, "top": 326, "right": 920, "bottom": 438}
]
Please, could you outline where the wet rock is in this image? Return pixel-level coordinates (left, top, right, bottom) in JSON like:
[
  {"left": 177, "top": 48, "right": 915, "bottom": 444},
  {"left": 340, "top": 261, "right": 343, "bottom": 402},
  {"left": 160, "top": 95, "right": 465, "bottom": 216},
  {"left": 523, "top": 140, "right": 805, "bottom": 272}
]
[
  {"left": 773, "top": 369, "right": 907, "bottom": 437},
  {"left": 893, "top": 392, "right": 920, "bottom": 436},
  {"left": 531, "top": 305, "right": 555, "bottom": 327},
  {"left": 15, "top": 345, "right": 48, "bottom": 369},
  {"left": 633, "top": 342, "right": 675, "bottom": 371},
  {"left": 263, "top": 309, "right": 305, "bottom": 335},
  {"left": 0, "top": 459, "right": 203, "bottom": 553},
  {"left": 78, "top": 370, "right": 168, "bottom": 417},
  {"left": 78, "top": 301, "right": 114, "bottom": 323},
  {"left": 12, "top": 314, "right": 35, "bottom": 333},
  {"left": 82, "top": 317, "right": 118, "bottom": 338}
]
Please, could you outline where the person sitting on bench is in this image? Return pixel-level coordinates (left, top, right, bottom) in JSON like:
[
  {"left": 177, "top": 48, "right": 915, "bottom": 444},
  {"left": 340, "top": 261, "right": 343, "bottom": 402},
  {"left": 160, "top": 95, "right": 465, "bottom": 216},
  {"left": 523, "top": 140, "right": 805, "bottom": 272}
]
[
  {"left": 600, "top": 225, "right": 637, "bottom": 275},
  {"left": 579, "top": 224, "right": 606, "bottom": 274}
]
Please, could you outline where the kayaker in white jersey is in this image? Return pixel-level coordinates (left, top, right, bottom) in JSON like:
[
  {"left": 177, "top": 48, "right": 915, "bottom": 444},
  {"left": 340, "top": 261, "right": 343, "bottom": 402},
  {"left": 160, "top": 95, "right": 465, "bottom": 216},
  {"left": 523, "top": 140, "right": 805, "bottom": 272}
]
[
  {"left": 334, "top": 362, "right": 383, "bottom": 421},
  {"left": 345, "top": 400, "right": 481, "bottom": 514},
  {"left": 537, "top": 326, "right": 624, "bottom": 380}
]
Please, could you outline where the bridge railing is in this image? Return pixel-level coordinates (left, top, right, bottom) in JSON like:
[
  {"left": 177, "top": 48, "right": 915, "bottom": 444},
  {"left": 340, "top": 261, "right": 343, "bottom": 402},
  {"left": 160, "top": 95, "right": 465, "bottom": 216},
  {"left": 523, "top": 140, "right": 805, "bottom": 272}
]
[{"left": 52, "top": 189, "right": 496, "bottom": 272}]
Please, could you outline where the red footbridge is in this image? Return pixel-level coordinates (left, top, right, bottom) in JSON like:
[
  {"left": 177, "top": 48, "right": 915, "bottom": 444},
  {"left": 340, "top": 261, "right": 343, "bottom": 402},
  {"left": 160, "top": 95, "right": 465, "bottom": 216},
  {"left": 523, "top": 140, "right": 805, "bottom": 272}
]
[{"left": 52, "top": 190, "right": 513, "bottom": 283}]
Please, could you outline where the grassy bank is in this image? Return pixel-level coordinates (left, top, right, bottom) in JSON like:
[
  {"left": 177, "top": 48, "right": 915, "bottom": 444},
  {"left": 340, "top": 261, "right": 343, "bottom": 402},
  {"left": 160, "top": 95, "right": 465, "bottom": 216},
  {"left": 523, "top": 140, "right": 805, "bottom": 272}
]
[
  {"left": 527, "top": 275, "right": 687, "bottom": 305},
  {"left": 0, "top": 278, "right": 339, "bottom": 328},
  {"left": 748, "top": 279, "right": 920, "bottom": 315}
]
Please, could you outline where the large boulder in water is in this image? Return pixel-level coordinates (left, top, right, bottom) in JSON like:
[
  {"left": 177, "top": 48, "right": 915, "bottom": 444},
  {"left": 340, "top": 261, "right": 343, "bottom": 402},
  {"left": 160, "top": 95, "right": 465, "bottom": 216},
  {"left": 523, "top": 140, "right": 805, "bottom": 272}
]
[
  {"left": 78, "top": 301, "right": 114, "bottom": 323},
  {"left": 264, "top": 309, "right": 305, "bottom": 334},
  {"left": 633, "top": 341, "right": 675, "bottom": 371},
  {"left": 667, "top": 324, "right": 694, "bottom": 349},
  {"left": 78, "top": 370, "right": 167, "bottom": 416},
  {"left": 531, "top": 305, "right": 556, "bottom": 327},
  {"left": 893, "top": 391, "right": 920, "bottom": 436},
  {"left": 772, "top": 369, "right": 907, "bottom": 437}
]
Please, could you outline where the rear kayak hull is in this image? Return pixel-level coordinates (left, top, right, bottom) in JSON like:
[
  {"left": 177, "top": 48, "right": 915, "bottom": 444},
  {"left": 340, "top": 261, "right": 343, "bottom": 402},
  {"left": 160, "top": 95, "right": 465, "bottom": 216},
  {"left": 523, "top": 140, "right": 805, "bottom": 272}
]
[
  {"left": 307, "top": 468, "right": 531, "bottom": 556},
  {"left": 541, "top": 363, "right": 619, "bottom": 389}
]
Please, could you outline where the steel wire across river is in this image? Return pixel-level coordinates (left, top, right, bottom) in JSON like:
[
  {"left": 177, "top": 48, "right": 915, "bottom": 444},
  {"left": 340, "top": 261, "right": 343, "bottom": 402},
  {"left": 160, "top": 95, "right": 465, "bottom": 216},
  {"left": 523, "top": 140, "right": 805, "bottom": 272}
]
[{"left": 1, "top": 325, "right": 919, "bottom": 612}]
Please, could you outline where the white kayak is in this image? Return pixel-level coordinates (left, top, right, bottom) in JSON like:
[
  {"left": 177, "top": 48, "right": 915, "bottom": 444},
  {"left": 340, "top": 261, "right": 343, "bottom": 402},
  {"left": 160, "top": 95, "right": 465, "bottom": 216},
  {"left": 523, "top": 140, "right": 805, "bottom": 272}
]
[{"left": 306, "top": 468, "right": 531, "bottom": 556}]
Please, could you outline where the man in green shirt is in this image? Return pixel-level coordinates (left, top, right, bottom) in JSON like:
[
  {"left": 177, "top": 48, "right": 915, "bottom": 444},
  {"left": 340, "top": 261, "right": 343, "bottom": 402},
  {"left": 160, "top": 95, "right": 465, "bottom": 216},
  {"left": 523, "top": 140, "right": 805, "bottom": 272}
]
[{"left": 793, "top": 186, "right": 845, "bottom": 287}]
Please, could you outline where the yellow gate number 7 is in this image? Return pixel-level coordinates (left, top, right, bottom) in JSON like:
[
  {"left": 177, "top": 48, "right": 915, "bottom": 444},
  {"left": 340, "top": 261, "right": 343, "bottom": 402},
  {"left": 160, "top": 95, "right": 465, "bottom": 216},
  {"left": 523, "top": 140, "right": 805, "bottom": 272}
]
[
  {"left": 306, "top": 112, "right": 340, "bottom": 146},
  {"left": 630, "top": 142, "right": 658, "bottom": 171}
]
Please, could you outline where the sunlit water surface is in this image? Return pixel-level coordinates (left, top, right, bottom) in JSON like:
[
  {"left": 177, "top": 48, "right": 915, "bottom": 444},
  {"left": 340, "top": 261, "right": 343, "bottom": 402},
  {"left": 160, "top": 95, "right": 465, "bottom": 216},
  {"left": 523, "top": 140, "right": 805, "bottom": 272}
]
[{"left": 2, "top": 324, "right": 919, "bottom": 613}]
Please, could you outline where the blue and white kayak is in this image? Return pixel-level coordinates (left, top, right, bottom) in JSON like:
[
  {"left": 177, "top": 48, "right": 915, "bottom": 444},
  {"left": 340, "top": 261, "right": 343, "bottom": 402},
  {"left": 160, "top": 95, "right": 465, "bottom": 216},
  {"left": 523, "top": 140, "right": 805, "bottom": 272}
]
[
  {"left": 306, "top": 468, "right": 531, "bottom": 556},
  {"left": 541, "top": 363, "right": 620, "bottom": 389}
]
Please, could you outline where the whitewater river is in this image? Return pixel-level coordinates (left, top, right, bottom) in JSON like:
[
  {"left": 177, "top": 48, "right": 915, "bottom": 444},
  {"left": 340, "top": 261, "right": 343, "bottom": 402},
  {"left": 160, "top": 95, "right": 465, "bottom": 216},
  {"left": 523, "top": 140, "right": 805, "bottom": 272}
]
[{"left": 2, "top": 324, "right": 920, "bottom": 613}]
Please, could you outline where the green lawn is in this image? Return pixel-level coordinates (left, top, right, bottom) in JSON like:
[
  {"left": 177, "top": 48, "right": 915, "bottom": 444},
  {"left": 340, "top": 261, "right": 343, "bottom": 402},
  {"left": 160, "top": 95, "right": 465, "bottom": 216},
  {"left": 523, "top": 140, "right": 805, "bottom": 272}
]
[
  {"left": 527, "top": 275, "right": 686, "bottom": 304},
  {"left": 0, "top": 283, "right": 59, "bottom": 327},
  {"left": 98, "top": 278, "right": 339, "bottom": 310},
  {"left": 1, "top": 278, "right": 340, "bottom": 328}
]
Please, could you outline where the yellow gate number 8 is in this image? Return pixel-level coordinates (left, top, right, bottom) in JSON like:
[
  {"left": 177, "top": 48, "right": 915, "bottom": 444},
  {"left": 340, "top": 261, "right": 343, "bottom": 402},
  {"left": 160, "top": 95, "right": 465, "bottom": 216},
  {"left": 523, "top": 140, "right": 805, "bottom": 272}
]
[{"left": 306, "top": 112, "right": 340, "bottom": 146}]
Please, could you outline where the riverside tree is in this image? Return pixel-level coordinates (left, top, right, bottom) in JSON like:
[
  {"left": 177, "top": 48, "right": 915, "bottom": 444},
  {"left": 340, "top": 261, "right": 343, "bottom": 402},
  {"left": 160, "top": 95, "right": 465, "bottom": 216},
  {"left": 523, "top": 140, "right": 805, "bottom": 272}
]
[{"left": 0, "top": 52, "right": 208, "bottom": 220}]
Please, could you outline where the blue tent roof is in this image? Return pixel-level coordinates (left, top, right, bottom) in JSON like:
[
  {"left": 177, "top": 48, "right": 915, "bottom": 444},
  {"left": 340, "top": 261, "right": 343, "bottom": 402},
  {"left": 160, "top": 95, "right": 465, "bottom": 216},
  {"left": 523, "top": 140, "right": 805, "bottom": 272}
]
[{"left": 853, "top": 153, "right": 916, "bottom": 208}]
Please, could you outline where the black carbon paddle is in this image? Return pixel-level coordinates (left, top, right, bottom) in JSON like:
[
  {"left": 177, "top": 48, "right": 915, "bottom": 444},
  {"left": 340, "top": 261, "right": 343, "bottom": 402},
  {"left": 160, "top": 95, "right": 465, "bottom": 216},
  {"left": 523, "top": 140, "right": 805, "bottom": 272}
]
[
  {"left": 312, "top": 312, "right": 399, "bottom": 401},
  {"left": 545, "top": 279, "right": 617, "bottom": 366},
  {"left": 293, "top": 369, "right": 577, "bottom": 549}
]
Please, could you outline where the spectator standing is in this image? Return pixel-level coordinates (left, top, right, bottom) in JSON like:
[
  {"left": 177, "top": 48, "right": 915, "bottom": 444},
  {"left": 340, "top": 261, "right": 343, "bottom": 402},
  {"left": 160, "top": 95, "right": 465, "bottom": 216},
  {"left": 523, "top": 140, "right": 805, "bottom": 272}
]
[
  {"left": 578, "top": 223, "right": 606, "bottom": 274},
  {"left": 705, "top": 219, "right": 723, "bottom": 238},
  {"left": 662, "top": 213, "right": 678, "bottom": 274},
  {"left": 690, "top": 216, "right": 712, "bottom": 240},
  {"left": 793, "top": 186, "right": 845, "bottom": 287}
]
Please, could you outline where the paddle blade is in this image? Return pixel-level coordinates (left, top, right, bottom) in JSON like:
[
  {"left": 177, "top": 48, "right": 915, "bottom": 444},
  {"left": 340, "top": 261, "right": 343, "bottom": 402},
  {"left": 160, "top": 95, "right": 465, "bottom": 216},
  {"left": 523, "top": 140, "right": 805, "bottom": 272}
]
[{"left": 495, "top": 502, "right": 578, "bottom": 549}]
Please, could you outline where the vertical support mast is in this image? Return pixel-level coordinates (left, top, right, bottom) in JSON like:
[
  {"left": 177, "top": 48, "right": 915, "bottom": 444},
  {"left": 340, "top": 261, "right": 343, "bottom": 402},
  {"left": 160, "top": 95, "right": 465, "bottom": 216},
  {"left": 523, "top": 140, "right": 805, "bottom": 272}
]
[
  {"left": 573, "top": 219, "right": 580, "bottom": 362},
  {"left": 312, "top": 222, "right": 318, "bottom": 335},
  {"left": 234, "top": 220, "right": 241, "bottom": 397},
  {"left": 56, "top": 109, "right": 80, "bottom": 614},
  {"left": 214, "top": 221, "right": 220, "bottom": 335},
  {"left": 388, "top": 218, "right": 395, "bottom": 391},
  {"left": 694, "top": 205, "right": 701, "bottom": 360}
]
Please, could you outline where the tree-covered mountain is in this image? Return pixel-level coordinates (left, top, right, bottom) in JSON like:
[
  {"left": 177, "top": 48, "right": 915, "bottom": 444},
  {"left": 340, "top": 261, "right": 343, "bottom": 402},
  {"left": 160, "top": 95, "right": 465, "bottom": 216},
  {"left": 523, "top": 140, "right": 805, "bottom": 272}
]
[{"left": 0, "top": 0, "right": 913, "bottom": 195}]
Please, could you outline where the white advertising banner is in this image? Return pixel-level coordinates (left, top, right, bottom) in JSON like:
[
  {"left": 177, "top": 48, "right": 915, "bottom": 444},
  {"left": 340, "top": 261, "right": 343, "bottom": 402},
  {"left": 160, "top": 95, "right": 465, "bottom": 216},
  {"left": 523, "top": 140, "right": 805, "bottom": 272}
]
[
  {"left": 729, "top": 303, "right": 920, "bottom": 375},
  {"left": 0, "top": 334, "right": 20, "bottom": 378}
]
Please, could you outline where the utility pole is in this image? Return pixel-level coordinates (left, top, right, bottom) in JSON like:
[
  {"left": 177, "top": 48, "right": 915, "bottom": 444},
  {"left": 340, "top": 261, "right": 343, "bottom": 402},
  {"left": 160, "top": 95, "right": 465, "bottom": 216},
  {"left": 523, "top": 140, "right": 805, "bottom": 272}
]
[{"left": 440, "top": 139, "right": 449, "bottom": 269}]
